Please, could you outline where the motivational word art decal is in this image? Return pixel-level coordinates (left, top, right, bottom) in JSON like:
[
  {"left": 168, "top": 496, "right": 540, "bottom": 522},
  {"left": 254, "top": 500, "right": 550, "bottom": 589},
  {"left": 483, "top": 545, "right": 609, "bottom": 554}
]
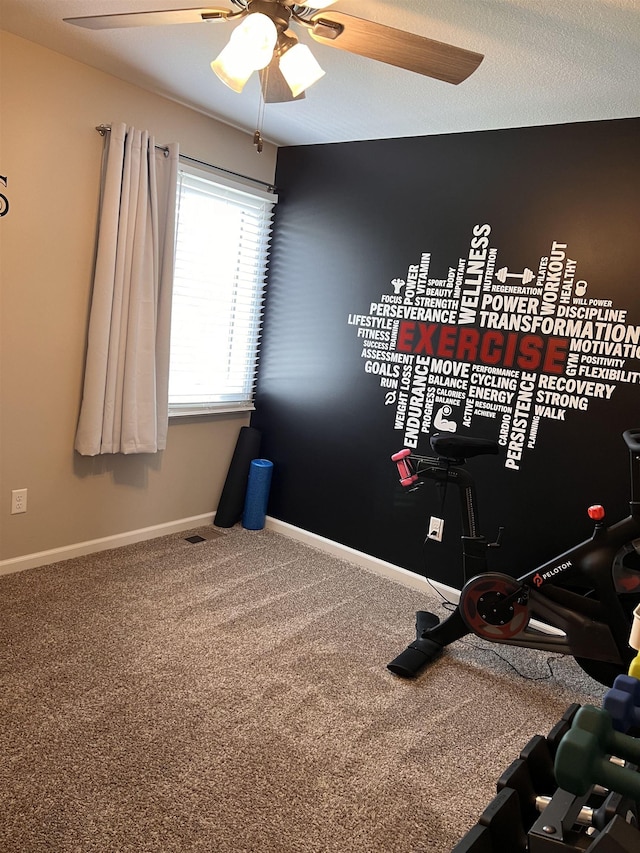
[{"left": 347, "top": 224, "right": 640, "bottom": 470}]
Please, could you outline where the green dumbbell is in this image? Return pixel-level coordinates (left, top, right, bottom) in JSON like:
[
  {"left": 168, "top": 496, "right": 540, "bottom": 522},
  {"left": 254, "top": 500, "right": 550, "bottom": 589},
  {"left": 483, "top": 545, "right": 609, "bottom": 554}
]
[{"left": 555, "top": 705, "right": 640, "bottom": 801}]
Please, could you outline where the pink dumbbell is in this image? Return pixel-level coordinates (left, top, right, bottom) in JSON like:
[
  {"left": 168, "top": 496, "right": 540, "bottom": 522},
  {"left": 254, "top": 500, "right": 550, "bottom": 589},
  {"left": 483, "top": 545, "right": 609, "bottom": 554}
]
[{"left": 391, "top": 449, "right": 418, "bottom": 487}]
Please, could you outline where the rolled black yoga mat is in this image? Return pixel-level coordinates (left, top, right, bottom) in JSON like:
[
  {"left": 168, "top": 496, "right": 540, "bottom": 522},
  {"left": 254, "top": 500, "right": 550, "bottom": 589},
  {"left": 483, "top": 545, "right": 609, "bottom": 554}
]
[{"left": 214, "top": 426, "right": 262, "bottom": 528}]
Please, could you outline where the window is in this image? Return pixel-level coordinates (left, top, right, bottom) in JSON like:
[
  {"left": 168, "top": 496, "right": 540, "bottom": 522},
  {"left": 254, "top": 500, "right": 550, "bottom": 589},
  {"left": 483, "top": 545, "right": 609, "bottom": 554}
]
[{"left": 168, "top": 165, "right": 277, "bottom": 416}]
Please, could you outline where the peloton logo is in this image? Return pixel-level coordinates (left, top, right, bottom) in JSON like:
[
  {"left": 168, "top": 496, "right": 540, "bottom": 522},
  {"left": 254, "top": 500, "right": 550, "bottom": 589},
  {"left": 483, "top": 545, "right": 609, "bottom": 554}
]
[{"left": 533, "top": 561, "right": 573, "bottom": 587}]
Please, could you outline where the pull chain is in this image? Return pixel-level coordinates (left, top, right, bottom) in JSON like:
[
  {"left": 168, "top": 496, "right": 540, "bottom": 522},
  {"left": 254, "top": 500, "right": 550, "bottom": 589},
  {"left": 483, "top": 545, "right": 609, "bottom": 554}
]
[{"left": 254, "top": 77, "right": 266, "bottom": 154}]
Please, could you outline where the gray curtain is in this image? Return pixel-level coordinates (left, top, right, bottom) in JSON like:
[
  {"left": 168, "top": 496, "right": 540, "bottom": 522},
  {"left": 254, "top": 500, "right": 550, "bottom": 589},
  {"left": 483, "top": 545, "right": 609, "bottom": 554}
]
[{"left": 75, "top": 123, "right": 179, "bottom": 455}]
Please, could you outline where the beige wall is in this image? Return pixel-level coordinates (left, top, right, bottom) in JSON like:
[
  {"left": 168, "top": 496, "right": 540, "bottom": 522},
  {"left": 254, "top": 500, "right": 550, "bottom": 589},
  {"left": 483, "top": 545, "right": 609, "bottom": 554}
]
[{"left": 0, "top": 31, "right": 278, "bottom": 562}]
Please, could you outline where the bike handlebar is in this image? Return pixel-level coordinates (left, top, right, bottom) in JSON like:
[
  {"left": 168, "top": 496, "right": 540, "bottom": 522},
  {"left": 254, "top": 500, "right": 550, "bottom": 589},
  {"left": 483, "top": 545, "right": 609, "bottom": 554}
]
[
  {"left": 392, "top": 429, "right": 640, "bottom": 488},
  {"left": 391, "top": 434, "right": 500, "bottom": 487}
]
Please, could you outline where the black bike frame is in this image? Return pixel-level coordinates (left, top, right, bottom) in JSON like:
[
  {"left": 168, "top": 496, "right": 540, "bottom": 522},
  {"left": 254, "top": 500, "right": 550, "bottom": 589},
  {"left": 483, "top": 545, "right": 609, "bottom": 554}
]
[
  {"left": 491, "top": 513, "right": 640, "bottom": 663},
  {"left": 403, "top": 429, "right": 640, "bottom": 668}
]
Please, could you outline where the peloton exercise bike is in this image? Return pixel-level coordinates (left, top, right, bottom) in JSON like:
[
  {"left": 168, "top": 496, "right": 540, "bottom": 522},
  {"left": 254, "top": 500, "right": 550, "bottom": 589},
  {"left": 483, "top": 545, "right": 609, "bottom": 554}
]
[{"left": 388, "top": 428, "right": 640, "bottom": 687}]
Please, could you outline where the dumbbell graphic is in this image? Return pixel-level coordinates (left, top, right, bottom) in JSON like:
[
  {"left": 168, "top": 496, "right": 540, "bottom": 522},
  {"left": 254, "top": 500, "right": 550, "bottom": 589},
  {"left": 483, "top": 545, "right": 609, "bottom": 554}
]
[
  {"left": 391, "top": 449, "right": 418, "bottom": 487},
  {"left": 555, "top": 705, "right": 640, "bottom": 801},
  {"left": 603, "top": 675, "right": 640, "bottom": 733},
  {"left": 495, "top": 267, "right": 535, "bottom": 285}
]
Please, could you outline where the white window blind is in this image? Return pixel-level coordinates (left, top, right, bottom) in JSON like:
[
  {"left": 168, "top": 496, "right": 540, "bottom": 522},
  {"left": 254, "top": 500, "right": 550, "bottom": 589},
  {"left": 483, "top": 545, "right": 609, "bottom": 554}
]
[{"left": 168, "top": 166, "right": 277, "bottom": 416}]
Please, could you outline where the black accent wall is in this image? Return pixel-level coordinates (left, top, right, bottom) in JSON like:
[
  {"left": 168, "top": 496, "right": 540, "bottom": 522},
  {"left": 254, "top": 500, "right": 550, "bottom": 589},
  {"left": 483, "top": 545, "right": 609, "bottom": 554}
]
[{"left": 252, "top": 119, "right": 640, "bottom": 587}]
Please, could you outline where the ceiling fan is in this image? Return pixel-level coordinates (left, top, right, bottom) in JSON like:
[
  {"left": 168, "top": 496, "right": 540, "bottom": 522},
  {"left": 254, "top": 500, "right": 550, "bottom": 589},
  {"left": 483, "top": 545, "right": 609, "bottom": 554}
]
[{"left": 64, "top": 2, "right": 484, "bottom": 105}]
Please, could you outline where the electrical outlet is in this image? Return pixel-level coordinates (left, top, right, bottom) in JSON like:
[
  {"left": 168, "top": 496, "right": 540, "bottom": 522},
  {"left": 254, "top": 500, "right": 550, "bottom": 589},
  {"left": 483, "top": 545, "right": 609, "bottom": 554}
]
[
  {"left": 427, "top": 516, "right": 444, "bottom": 542},
  {"left": 11, "top": 488, "right": 27, "bottom": 514}
]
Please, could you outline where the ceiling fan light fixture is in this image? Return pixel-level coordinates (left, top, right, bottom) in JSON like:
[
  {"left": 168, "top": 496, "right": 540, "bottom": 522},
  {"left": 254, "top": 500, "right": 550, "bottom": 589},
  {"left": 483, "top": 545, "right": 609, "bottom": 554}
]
[
  {"left": 279, "top": 42, "right": 325, "bottom": 97},
  {"left": 211, "top": 11, "right": 278, "bottom": 91},
  {"left": 235, "top": 12, "right": 278, "bottom": 70},
  {"left": 210, "top": 46, "right": 255, "bottom": 92}
]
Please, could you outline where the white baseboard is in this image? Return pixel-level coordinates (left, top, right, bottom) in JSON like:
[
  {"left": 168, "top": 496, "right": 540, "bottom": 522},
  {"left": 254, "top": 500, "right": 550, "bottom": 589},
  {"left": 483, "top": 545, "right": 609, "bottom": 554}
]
[
  {"left": 0, "top": 513, "right": 215, "bottom": 576},
  {"left": 0, "top": 514, "right": 570, "bottom": 638},
  {"left": 0, "top": 512, "right": 431, "bottom": 585},
  {"left": 265, "top": 516, "right": 435, "bottom": 594}
]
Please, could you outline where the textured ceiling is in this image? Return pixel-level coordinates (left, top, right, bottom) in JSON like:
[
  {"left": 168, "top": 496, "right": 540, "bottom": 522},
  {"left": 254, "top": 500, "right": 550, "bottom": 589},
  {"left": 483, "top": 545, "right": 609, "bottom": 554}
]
[{"left": 1, "top": 0, "right": 639, "bottom": 147}]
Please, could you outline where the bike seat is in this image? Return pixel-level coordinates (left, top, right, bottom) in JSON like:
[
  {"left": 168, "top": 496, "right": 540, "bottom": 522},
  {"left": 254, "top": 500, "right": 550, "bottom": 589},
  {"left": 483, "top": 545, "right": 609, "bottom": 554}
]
[
  {"left": 430, "top": 433, "right": 500, "bottom": 461},
  {"left": 624, "top": 429, "right": 640, "bottom": 454}
]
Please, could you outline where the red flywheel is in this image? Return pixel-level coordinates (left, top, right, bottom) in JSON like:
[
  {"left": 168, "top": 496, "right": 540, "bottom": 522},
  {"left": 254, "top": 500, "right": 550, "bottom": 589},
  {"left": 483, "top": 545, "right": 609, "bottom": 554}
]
[{"left": 460, "top": 572, "right": 530, "bottom": 640}]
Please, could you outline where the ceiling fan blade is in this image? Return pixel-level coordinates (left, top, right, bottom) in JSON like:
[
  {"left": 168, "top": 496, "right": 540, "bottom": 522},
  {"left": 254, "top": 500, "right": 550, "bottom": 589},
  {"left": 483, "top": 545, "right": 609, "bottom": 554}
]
[
  {"left": 309, "top": 11, "right": 483, "bottom": 85},
  {"left": 259, "top": 60, "right": 305, "bottom": 104},
  {"left": 63, "top": 7, "right": 231, "bottom": 30}
]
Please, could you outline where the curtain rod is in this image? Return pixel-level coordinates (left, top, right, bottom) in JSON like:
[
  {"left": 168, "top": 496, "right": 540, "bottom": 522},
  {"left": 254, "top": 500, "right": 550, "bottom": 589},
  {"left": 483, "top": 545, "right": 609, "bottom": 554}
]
[{"left": 95, "top": 125, "right": 277, "bottom": 193}]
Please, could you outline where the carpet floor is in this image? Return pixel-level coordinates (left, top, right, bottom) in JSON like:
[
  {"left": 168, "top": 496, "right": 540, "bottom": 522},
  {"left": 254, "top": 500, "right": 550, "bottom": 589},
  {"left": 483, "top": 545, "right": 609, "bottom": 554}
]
[{"left": 0, "top": 525, "right": 603, "bottom": 852}]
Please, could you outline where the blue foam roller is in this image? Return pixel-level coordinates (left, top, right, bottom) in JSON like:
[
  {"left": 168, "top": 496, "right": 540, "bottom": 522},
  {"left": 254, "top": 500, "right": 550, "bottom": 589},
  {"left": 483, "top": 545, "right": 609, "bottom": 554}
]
[{"left": 242, "top": 459, "right": 274, "bottom": 530}]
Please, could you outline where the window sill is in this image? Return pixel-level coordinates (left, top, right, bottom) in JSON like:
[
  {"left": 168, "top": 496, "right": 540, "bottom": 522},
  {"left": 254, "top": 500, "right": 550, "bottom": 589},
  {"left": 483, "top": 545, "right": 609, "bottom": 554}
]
[{"left": 169, "top": 404, "right": 255, "bottom": 419}]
